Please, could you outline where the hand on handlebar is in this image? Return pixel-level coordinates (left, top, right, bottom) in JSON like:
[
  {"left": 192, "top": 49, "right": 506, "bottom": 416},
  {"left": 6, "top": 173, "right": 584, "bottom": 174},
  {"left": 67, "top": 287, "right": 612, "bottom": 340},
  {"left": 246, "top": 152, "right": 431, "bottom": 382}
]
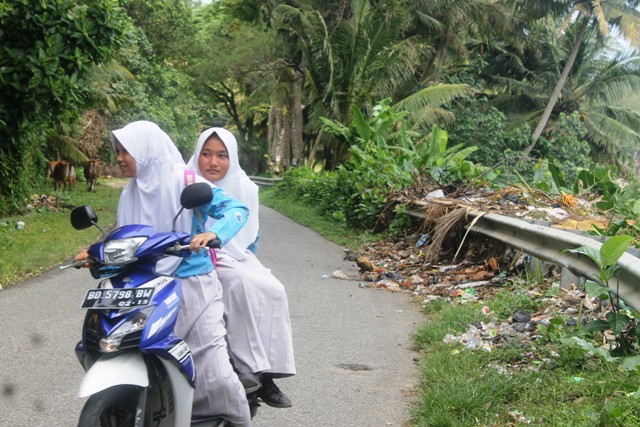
[
  {"left": 74, "top": 249, "right": 92, "bottom": 268},
  {"left": 189, "top": 231, "right": 218, "bottom": 254}
]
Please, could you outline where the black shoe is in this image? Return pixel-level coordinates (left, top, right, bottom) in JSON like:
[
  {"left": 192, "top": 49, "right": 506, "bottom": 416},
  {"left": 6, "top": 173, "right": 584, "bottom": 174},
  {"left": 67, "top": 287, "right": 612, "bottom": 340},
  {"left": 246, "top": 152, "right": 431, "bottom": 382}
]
[
  {"left": 247, "top": 392, "right": 260, "bottom": 419},
  {"left": 238, "top": 372, "right": 261, "bottom": 394},
  {"left": 256, "top": 376, "right": 292, "bottom": 408}
]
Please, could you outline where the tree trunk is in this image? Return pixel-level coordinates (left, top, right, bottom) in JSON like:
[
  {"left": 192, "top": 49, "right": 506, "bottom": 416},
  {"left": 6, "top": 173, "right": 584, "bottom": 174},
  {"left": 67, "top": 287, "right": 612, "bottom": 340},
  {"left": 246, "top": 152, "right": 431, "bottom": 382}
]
[
  {"left": 272, "top": 108, "right": 285, "bottom": 175},
  {"left": 290, "top": 66, "right": 305, "bottom": 167},
  {"left": 421, "top": 51, "right": 437, "bottom": 83},
  {"left": 267, "top": 100, "right": 277, "bottom": 172},
  {"left": 307, "top": 132, "right": 323, "bottom": 167},
  {"left": 524, "top": 16, "right": 591, "bottom": 157},
  {"left": 432, "top": 35, "right": 450, "bottom": 84},
  {"left": 281, "top": 106, "right": 293, "bottom": 170}
]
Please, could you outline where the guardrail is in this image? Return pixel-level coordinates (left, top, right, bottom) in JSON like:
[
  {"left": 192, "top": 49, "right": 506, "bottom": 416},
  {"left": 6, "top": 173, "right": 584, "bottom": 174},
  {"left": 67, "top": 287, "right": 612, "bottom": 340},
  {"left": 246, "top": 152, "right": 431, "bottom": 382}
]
[
  {"left": 249, "top": 176, "right": 282, "bottom": 187},
  {"left": 407, "top": 202, "right": 640, "bottom": 312},
  {"left": 251, "top": 177, "right": 640, "bottom": 311}
]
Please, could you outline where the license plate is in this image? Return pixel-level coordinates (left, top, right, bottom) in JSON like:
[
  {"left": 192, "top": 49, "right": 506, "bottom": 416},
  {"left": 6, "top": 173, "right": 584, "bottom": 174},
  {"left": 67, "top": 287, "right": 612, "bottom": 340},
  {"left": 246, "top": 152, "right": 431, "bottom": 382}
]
[{"left": 81, "top": 287, "right": 155, "bottom": 309}]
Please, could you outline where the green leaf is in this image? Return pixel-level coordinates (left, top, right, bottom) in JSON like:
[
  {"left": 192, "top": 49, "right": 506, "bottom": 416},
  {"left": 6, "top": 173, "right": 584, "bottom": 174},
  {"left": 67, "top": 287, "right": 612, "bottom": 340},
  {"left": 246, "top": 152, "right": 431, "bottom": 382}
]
[
  {"left": 606, "top": 312, "right": 631, "bottom": 334},
  {"left": 584, "top": 280, "right": 610, "bottom": 300},
  {"left": 351, "top": 105, "right": 371, "bottom": 142},
  {"left": 600, "top": 235, "right": 634, "bottom": 268},
  {"left": 620, "top": 355, "right": 640, "bottom": 371},
  {"left": 548, "top": 162, "right": 568, "bottom": 190},
  {"left": 549, "top": 317, "right": 565, "bottom": 326},
  {"left": 566, "top": 245, "right": 603, "bottom": 269},
  {"left": 583, "top": 319, "right": 610, "bottom": 332},
  {"left": 568, "top": 337, "right": 619, "bottom": 362},
  {"left": 320, "top": 116, "right": 351, "bottom": 139}
]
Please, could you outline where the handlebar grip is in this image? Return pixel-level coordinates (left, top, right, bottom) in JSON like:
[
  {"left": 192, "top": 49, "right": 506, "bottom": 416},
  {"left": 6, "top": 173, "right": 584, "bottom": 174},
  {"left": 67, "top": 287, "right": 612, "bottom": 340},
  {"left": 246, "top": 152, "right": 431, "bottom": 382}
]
[{"left": 207, "top": 238, "right": 222, "bottom": 249}]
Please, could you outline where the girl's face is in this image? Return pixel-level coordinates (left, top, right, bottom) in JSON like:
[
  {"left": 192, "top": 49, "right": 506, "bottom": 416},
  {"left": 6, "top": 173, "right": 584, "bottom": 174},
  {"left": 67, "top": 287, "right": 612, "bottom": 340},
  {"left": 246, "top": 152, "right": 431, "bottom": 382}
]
[
  {"left": 114, "top": 140, "right": 137, "bottom": 178},
  {"left": 198, "top": 135, "right": 230, "bottom": 182}
]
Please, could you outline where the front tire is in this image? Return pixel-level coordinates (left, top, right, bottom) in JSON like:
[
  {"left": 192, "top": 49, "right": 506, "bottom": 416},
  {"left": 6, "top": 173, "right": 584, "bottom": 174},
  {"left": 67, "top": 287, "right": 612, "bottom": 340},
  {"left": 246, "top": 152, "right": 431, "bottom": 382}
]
[{"left": 77, "top": 385, "right": 142, "bottom": 427}]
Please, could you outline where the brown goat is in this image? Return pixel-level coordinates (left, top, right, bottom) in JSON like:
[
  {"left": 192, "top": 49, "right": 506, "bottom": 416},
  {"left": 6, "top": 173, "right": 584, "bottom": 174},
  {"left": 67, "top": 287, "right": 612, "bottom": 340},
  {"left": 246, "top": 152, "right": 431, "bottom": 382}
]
[
  {"left": 83, "top": 159, "right": 101, "bottom": 192},
  {"left": 45, "top": 160, "right": 61, "bottom": 189},
  {"left": 53, "top": 161, "right": 76, "bottom": 192}
]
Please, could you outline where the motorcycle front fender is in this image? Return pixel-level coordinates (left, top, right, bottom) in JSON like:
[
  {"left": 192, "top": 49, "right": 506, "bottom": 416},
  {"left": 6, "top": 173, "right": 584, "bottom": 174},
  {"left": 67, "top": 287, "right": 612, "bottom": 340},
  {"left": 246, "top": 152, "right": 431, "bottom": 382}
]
[{"left": 78, "top": 352, "right": 148, "bottom": 398}]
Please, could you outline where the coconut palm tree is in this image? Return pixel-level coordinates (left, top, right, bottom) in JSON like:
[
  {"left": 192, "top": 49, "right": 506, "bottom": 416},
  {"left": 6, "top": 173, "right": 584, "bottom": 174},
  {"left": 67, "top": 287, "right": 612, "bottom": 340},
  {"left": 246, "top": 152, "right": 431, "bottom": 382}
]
[
  {"left": 509, "top": 0, "right": 640, "bottom": 155},
  {"left": 273, "top": 0, "right": 472, "bottom": 168},
  {"left": 410, "top": 0, "right": 513, "bottom": 83},
  {"left": 488, "top": 19, "right": 640, "bottom": 162}
]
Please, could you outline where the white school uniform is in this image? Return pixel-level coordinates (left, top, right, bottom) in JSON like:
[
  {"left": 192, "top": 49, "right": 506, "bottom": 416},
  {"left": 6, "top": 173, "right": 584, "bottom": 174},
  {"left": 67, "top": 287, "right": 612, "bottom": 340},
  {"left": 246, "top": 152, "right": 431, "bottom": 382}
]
[
  {"left": 188, "top": 127, "right": 296, "bottom": 377},
  {"left": 113, "top": 121, "right": 251, "bottom": 425}
]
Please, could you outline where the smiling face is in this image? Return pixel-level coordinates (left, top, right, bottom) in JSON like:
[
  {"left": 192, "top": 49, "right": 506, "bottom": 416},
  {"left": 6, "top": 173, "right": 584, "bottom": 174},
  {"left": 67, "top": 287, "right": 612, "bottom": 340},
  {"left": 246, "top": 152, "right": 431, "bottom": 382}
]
[
  {"left": 114, "top": 140, "right": 137, "bottom": 178},
  {"left": 197, "top": 134, "right": 230, "bottom": 183}
]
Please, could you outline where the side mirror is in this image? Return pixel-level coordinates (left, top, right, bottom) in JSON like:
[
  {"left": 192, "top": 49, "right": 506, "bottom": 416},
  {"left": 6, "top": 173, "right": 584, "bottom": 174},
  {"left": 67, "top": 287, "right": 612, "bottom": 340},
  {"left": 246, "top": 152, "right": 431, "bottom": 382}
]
[
  {"left": 70, "top": 206, "right": 98, "bottom": 230},
  {"left": 181, "top": 182, "right": 213, "bottom": 209}
]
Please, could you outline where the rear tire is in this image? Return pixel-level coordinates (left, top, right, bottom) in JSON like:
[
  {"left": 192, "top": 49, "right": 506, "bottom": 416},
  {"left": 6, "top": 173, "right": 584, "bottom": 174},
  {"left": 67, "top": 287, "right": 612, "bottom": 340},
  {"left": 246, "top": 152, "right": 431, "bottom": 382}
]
[{"left": 77, "top": 385, "right": 143, "bottom": 427}]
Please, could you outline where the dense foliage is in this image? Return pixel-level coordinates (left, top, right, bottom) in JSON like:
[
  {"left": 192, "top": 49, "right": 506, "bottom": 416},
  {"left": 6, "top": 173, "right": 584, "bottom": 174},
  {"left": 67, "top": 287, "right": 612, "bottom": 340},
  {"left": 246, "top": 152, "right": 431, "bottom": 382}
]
[
  {"left": 3, "top": 0, "right": 640, "bottom": 231},
  {"left": 0, "top": 0, "right": 127, "bottom": 214}
]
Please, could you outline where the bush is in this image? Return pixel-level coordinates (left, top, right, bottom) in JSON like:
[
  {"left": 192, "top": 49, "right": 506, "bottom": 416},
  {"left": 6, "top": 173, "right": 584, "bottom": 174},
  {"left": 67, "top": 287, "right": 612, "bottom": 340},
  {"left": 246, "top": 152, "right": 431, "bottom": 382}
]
[
  {"left": 447, "top": 97, "right": 534, "bottom": 166},
  {"left": 335, "top": 142, "right": 413, "bottom": 229},
  {"left": 0, "top": 0, "right": 127, "bottom": 216},
  {"left": 274, "top": 166, "right": 341, "bottom": 216}
]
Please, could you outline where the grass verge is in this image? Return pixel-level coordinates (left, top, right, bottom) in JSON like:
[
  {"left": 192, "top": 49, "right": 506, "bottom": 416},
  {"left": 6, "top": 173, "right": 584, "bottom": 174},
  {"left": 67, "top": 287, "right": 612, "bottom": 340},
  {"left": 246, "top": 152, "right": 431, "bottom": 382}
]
[
  {"left": 259, "top": 186, "right": 379, "bottom": 250},
  {"left": 0, "top": 181, "right": 124, "bottom": 288},
  {"left": 412, "top": 296, "right": 640, "bottom": 426}
]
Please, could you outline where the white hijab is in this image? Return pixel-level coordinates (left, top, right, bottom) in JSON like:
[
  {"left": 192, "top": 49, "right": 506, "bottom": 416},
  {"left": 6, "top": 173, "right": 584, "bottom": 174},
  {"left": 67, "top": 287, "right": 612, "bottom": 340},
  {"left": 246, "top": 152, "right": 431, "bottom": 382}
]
[
  {"left": 187, "top": 128, "right": 259, "bottom": 260},
  {"left": 112, "top": 121, "right": 193, "bottom": 234}
]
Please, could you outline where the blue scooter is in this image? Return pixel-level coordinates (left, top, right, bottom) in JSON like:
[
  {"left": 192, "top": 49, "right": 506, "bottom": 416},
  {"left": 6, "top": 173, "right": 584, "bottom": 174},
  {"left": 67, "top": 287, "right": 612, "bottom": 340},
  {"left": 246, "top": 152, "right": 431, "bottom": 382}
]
[{"left": 61, "top": 182, "right": 256, "bottom": 427}]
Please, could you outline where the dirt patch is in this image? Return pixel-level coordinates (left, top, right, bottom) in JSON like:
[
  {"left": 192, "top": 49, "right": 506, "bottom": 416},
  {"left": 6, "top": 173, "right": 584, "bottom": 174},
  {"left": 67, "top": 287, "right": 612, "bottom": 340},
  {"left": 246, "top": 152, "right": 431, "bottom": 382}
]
[{"left": 102, "top": 178, "right": 127, "bottom": 188}]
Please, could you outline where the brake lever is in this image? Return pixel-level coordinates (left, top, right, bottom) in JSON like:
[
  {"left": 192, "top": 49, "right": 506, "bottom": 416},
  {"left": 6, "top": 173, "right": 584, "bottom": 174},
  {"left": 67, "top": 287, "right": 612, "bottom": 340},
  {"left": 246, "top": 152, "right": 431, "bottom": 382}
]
[{"left": 60, "top": 260, "right": 91, "bottom": 270}]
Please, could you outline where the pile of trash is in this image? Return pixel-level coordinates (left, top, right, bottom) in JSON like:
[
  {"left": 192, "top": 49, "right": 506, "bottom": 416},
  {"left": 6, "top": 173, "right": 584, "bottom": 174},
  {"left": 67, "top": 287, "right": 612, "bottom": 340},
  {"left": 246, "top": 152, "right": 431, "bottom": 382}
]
[
  {"left": 337, "top": 230, "right": 614, "bottom": 356},
  {"left": 25, "top": 194, "right": 64, "bottom": 212},
  {"left": 438, "top": 285, "right": 608, "bottom": 355}
]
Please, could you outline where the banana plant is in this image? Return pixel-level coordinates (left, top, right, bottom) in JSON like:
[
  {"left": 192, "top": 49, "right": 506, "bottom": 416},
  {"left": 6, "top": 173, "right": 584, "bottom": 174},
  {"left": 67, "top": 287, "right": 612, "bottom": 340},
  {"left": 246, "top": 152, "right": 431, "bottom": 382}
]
[{"left": 415, "top": 125, "right": 480, "bottom": 184}]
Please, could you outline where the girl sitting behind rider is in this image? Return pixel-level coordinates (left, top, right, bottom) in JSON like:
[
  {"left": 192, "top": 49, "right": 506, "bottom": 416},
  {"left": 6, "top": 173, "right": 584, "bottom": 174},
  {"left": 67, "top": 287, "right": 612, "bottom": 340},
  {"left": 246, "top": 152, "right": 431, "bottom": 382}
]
[
  {"left": 187, "top": 128, "right": 295, "bottom": 408},
  {"left": 76, "top": 121, "right": 254, "bottom": 426}
]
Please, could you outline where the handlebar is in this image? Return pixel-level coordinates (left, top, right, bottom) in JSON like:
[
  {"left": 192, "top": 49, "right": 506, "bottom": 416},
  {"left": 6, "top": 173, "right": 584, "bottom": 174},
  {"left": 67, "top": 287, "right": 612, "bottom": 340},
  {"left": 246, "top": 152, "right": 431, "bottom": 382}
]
[
  {"left": 59, "top": 238, "right": 222, "bottom": 270},
  {"left": 59, "top": 260, "right": 92, "bottom": 270},
  {"left": 165, "top": 238, "right": 222, "bottom": 254}
]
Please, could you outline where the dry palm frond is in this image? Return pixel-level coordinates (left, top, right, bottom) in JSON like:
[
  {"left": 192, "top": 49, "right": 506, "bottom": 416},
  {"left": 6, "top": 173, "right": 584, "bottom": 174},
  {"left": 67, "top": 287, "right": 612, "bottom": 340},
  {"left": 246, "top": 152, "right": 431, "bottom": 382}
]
[
  {"left": 420, "top": 202, "right": 451, "bottom": 231},
  {"left": 425, "top": 207, "right": 468, "bottom": 264},
  {"left": 453, "top": 212, "right": 486, "bottom": 262}
]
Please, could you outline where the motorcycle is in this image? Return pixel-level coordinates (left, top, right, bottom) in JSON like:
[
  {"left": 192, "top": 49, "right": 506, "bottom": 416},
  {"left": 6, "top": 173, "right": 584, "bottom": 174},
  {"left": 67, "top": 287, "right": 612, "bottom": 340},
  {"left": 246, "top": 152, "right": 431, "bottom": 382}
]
[{"left": 60, "top": 182, "right": 258, "bottom": 427}]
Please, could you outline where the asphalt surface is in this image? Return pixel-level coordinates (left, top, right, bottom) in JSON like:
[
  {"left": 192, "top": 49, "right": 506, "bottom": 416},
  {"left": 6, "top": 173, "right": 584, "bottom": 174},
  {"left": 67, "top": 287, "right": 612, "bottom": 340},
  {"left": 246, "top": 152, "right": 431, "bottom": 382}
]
[{"left": 0, "top": 205, "right": 423, "bottom": 427}]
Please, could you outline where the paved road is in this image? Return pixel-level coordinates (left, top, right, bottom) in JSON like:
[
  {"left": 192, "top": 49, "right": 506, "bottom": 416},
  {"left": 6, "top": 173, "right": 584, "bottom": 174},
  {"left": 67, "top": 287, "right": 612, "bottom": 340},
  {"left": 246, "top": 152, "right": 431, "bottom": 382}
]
[{"left": 0, "top": 205, "right": 423, "bottom": 427}]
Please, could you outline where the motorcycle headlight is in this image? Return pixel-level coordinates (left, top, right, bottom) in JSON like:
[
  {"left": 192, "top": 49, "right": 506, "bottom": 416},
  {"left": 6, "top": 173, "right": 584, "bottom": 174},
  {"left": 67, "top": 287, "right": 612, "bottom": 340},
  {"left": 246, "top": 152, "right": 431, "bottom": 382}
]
[
  {"left": 99, "top": 306, "right": 155, "bottom": 353},
  {"left": 103, "top": 237, "right": 147, "bottom": 264}
]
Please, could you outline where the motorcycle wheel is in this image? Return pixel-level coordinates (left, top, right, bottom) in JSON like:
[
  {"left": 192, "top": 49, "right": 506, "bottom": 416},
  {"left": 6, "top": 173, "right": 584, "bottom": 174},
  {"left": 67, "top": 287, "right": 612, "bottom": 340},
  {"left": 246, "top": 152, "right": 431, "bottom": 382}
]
[{"left": 77, "top": 385, "right": 147, "bottom": 427}]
